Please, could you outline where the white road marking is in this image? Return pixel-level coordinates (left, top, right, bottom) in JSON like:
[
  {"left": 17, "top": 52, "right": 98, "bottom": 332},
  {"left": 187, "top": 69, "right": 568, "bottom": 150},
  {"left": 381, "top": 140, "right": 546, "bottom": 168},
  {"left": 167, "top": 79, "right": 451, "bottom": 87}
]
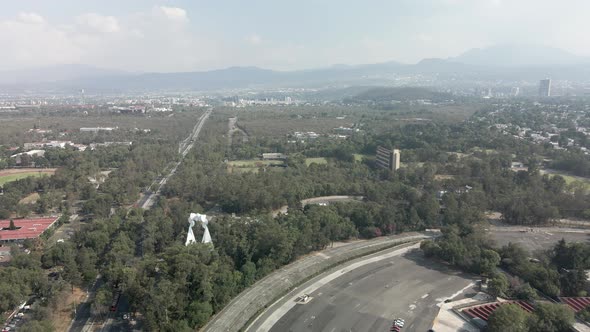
[
  {"left": 421, "top": 293, "right": 429, "bottom": 299},
  {"left": 249, "top": 243, "right": 421, "bottom": 332},
  {"left": 436, "top": 282, "right": 476, "bottom": 307}
]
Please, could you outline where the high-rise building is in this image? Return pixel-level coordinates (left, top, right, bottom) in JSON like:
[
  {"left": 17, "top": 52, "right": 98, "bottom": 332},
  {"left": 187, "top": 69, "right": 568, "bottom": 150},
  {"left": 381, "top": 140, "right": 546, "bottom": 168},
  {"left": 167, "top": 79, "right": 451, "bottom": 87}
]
[
  {"left": 376, "top": 146, "right": 400, "bottom": 171},
  {"left": 539, "top": 79, "right": 551, "bottom": 97}
]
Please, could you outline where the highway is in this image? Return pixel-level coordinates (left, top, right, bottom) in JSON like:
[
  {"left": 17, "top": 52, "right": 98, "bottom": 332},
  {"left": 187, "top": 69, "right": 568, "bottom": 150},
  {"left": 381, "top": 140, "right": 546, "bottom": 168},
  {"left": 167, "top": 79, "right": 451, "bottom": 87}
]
[
  {"left": 69, "top": 109, "right": 211, "bottom": 332},
  {"left": 248, "top": 248, "right": 475, "bottom": 332},
  {"left": 138, "top": 109, "right": 211, "bottom": 209}
]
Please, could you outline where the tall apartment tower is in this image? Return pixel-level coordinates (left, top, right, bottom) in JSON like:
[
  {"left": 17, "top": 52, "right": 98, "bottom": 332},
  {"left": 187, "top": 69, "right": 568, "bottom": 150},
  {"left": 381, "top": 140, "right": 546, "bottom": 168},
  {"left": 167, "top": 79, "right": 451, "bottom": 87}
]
[
  {"left": 376, "top": 146, "right": 401, "bottom": 171},
  {"left": 539, "top": 79, "right": 551, "bottom": 97}
]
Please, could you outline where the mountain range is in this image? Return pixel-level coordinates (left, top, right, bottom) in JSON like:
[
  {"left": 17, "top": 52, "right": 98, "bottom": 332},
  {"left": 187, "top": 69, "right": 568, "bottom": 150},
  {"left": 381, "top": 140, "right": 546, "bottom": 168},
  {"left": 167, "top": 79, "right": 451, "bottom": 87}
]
[{"left": 1, "top": 45, "right": 589, "bottom": 93}]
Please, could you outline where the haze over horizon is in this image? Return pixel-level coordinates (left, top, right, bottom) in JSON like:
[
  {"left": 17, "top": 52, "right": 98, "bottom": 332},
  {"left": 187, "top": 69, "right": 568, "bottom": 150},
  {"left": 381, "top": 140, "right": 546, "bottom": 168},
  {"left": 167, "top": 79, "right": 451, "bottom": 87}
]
[{"left": 1, "top": 0, "right": 590, "bottom": 73}]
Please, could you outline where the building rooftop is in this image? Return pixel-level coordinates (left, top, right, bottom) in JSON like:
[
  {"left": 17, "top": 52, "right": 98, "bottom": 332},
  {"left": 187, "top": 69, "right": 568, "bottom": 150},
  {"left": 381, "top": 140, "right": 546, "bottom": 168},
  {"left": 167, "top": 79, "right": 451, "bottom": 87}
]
[
  {"left": 0, "top": 217, "right": 59, "bottom": 241},
  {"left": 558, "top": 297, "right": 590, "bottom": 313},
  {"left": 462, "top": 300, "right": 534, "bottom": 321}
]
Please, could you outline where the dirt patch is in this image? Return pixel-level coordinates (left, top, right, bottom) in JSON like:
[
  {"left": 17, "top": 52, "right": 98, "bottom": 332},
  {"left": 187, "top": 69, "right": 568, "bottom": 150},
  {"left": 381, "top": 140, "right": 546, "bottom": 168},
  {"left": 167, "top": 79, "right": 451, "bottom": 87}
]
[
  {"left": 434, "top": 174, "right": 456, "bottom": 180},
  {"left": 0, "top": 168, "right": 57, "bottom": 177},
  {"left": 50, "top": 287, "right": 87, "bottom": 332},
  {"left": 19, "top": 192, "right": 40, "bottom": 205}
]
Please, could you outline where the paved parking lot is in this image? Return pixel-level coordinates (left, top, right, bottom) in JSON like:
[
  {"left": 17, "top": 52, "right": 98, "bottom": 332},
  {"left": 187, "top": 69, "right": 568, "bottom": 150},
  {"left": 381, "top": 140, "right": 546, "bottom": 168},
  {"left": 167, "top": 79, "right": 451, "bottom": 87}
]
[
  {"left": 489, "top": 226, "right": 590, "bottom": 253},
  {"left": 251, "top": 249, "right": 476, "bottom": 332},
  {"left": 203, "top": 233, "right": 432, "bottom": 332}
]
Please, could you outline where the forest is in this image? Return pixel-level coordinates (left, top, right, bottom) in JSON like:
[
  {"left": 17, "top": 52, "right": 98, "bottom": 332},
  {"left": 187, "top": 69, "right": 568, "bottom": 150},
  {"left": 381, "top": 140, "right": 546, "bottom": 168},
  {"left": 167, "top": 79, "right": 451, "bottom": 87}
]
[{"left": 0, "top": 100, "right": 589, "bottom": 330}]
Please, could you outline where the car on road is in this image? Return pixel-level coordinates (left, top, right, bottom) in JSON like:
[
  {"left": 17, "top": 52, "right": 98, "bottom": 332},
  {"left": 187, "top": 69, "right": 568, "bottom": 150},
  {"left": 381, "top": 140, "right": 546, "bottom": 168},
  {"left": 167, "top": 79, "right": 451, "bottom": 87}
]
[{"left": 394, "top": 318, "right": 405, "bottom": 327}]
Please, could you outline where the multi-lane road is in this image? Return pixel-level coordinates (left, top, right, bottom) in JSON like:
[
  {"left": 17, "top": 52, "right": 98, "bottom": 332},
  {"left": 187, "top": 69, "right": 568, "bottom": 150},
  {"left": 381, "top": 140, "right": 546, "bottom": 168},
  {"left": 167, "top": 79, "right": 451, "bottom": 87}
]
[
  {"left": 244, "top": 225, "right": 590, "bottom": 332},
  {"left": 249, "top": 247, "right": 475, "bottom": 332},
  {"left": 70, "top": 109, "right": 212, "bottom": 332},
  {"left": 137, "top": 109, "right": 211, "bottom": 209}
]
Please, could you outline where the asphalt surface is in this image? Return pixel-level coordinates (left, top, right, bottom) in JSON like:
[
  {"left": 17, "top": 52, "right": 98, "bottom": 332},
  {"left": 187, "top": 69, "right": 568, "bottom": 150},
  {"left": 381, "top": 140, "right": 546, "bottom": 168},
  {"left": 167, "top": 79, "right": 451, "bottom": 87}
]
[
  {"left": 138, "top": 109, "right": 211, "bottom": 209},
  {"left": 70, "top": 110, "right": 212, "bottom": 332},
  {"left": 489, "top": 226, "right": 590, "bottom": 253},
  {"left": 252, "top": 249, "right": 474, "bottom": 332},
  {"left": 203, "top": 233, "right": 432, "bottom": 332},
  {"left": 69, "top": 277, "right": 102, "bottom": 332}
]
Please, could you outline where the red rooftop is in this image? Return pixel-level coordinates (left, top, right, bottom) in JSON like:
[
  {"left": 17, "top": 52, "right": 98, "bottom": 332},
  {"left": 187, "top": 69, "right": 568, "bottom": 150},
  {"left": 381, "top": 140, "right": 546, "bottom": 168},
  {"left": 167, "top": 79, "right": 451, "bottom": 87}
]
[{"left": 0, "top": 217, "right": 60, "bottom": 242}]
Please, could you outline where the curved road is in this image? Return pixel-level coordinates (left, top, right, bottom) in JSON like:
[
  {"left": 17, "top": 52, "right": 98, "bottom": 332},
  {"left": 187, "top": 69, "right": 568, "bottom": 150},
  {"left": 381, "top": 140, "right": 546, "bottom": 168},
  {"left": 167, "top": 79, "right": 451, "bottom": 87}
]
[
  {"left": 248, "top": 247, "right": 475, "bottom": 332},
  {"left": 202, "top": 233, "right": 432, "bottom": 332}
]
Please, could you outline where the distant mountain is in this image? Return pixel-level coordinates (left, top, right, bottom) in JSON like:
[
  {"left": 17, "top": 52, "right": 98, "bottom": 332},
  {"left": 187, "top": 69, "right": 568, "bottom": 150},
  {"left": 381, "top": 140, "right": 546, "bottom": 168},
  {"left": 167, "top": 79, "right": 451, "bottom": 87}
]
[
  {"left": 450, "top": 44, "right": 590, "bottom": 67},
  {"left": 2, "top": 45, "right": 590, "bottom": 93},
  {"left": 0, "top": 64, "right": 128, "bottom": 85}
]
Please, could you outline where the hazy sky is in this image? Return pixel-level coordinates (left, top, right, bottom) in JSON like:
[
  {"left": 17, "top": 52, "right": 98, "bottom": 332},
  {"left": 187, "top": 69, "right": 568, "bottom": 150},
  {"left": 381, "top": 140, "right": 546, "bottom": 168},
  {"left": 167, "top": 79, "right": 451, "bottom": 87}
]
[{"left": 1, "top": 0, "right": 589, "bottom": 72}]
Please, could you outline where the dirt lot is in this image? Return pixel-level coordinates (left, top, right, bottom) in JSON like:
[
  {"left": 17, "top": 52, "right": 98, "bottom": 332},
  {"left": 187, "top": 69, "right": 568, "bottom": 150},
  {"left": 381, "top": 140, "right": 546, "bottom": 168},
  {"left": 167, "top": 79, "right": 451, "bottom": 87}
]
[
  {"left": 50, "top": 287, "right": 87, "bottom": 332},
  {"left": 19, "top": 192, "right": 41, "bottom": 204}
]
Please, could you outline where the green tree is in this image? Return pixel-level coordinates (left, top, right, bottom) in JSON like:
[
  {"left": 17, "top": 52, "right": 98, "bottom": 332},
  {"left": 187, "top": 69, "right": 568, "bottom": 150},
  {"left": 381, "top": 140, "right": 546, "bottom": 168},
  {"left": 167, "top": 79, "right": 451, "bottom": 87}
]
[
  {"left": 487, "top": 303, "right": 529, "bottom": 332},
  {"left": 578, "top": 306, "right": 590, "bottom": 323},
  {"left": 514, "top": 283, "right": 538, "bottom": 301},
  {"left": 186, "top": 301, "right": 213, "bottom": 328},
  {"left": 488, "top": 273, "right": 509, "bottom": 298},
  {"left": 560, "top": 268, "right": 587, "bottom": 296},
  {"left": 528, "top": 303, "right": 574, "bottom": 332},
  {"left": 16, "top": 204, "right": 31, "bottom": 218},
  {"left": 478, "top": 249, "right": 501, "bottom": 276},
  {"left": 240, "top": 261, "right": 257, "bottom": 288}
]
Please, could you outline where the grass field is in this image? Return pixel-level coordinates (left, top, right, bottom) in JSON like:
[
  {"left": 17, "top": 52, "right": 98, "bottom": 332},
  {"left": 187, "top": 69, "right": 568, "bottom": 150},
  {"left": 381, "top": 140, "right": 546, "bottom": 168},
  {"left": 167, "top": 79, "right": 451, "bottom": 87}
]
[
  {"left": 227, "top": 159, "right": 285, "bottom": 174},
  {"left": 305, "top": 157, "right": 328, "bottom": 166},
  {"left": 0, "top": 169, "right": 56, "bottom": 186},
  {"left": 353, "top": 154, "right": 372, "bottom": 162},
  {"left": 228, "top": 160, "right": 284, "bottom": 167},
  {"left": 553, "top": 174, "right": 590, "bottom": 189},
  {"left": 541, "top": 169, "right": 590, "bottom": 191}
]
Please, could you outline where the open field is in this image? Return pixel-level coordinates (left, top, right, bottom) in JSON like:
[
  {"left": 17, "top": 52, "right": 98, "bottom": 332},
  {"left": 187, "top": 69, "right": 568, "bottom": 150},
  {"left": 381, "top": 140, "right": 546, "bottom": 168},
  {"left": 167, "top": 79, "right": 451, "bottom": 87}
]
[
  {"left": 541, "top": 169, "right": 590, "bottom": 190},
  {"left": 227, "top": 159, "right": 285, "bottom": 174},
  {"left": 228, "top": 160, "right": 284, "bottom": 167},
  {"left": 305, "top": 157, "right": 328, "bottom": 166},
  {"left": 0, "top": 168, "right": 56, "bottom": 186},
  {"left": 434, "top": 174, "right": 456, "bottom": 180},
  {"left": 353, "top": 153, "right": 371, "bottom": 162}
]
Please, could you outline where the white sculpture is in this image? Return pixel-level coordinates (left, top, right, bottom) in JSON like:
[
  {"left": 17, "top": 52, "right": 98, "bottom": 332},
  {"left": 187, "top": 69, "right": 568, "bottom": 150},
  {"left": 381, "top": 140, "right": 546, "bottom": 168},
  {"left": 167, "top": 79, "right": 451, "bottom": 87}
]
[{"left": 186, "top": 213, "right": 212, "bottom": 246}]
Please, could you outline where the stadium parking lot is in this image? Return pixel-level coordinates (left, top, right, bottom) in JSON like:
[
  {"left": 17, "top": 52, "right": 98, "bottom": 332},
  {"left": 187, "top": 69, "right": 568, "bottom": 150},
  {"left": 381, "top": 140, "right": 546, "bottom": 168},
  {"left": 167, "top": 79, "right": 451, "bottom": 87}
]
[
  {"left": 250, "top": 248, "right": 477, "bottom": 332},
  {"left": 488, "top": 225, "right": 590, "bottom": 252}
]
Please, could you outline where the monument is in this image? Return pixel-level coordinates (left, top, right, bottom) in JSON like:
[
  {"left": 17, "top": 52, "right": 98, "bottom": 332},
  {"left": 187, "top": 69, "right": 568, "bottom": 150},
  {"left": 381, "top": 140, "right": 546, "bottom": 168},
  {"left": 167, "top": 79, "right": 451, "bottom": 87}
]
[{"left": 185, "top": 213, "right": 212, "bottom": 246}]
